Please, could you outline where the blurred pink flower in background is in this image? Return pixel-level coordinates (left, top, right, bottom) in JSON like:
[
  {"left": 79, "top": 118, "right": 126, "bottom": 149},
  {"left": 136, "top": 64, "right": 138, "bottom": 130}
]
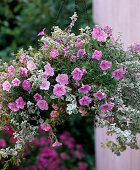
[{"left": 0, "top": 139, "right": 6, "bottom": 148}]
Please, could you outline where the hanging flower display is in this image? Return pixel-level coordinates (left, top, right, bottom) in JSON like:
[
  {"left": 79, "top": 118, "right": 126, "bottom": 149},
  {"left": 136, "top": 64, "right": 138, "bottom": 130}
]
[{"left": 0, "top": 12, "right": 140, "bottom": 166}]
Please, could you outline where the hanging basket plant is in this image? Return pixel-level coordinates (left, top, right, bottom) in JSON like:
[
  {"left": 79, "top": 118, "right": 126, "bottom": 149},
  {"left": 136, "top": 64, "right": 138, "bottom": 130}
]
[{"left": 0, "top": 13, "right": 140, "bottom": 167}]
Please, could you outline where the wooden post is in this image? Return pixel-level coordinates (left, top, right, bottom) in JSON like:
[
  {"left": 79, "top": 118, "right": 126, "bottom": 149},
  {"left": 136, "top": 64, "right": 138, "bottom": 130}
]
[{"left": 93, "top": 0, "right": 140, "bottom": 170}]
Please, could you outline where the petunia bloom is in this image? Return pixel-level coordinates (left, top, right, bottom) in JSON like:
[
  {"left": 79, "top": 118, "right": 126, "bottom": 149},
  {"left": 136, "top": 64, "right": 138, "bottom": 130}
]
[
  {"left": 71, "top": 68, "right": 83, "bottom": 80},
  {"left": 79, "top": 96, "right": 92, "bottom": 106},
  {"left": 8, "top": 65, "right": 15, "bottom": 75},
  {"left": 92, "top": 50, "right": 102, "bottom": 61},
  {"left": 22, "top": 80, "right": 31, "bottom": 91},
  {"left": 78, "top": 84, "right": 91, "bottom": 94},
  {"left": 50, "top": 48, "right": 59, "bottom": 58},
  {"left": 93, "top": 91, "right": 107, "bottom": 100},
  {"left": 75, "top": 81, "right": 80, "bottom": 86},
  {"left": 77, "top": 49, "right": 86, "bottom": 58},
  {"left": 103, "top": 26, "right": 112, "bottom": 34},
  {"left": 37, "top": 100, "right": 48, "bottom": 110},
  {"left": 12, "top": 78, "right": 21, "bottom": 86},
  {"left": 8, "top": 102, "right": 19, "bottom": 112},
  {"left": 52, "top": 141, "right": 62, "bottom": 148},
  {"left": 37, "top": 28, "right": 46, "bottom": 36},
  {"left": 27, "top": 60, "right": 36, "bottom": 71},
  {"left": 99, "top": 60, "right": 112, "bottom": 71},
  {"left": 112, "top": 68, "right": 125, "bottom": 80},
  {"left": 44, "top": 63, "right": 54, "bottom": 76},
  {"left": 56, "top": 74, "right": 69, "bottom": 85},
  {"left": 100, "top": 103, "right": 114, "bottom": 112},
  {"left": 92, "top": 27, "right": 108, "bottom": 42},
  {"left": 19, "top": 55, "right": 27, "bottom": 64},
  {"left": 33, "top": 93, "right": 42, "bottom": 102},
  {"left": 2, "top": 81, "right": 11, "bottom": 92},
  {"left": 40, "top": 81, "right": 50, "bottom": 90},
  {"left": 82, "top": 68, "right": 87, "bottom": 75},
  {"left": 15, "top": 97, "right": 26, "bottom": 109},
  {"left": 20, "top": 67, "right": 28, "bottom": 77},
  {"left": 53, "top": 84, "right": 66, "bottom": 98},
  {"left": 70, "top": 55, "right": 76, "bottom": 62},
  {"left": 40, "top": 122, "right": 51, "bottom": 131},
  {"left": 75, "top": 41, "right": 83, "bottom": 50}
]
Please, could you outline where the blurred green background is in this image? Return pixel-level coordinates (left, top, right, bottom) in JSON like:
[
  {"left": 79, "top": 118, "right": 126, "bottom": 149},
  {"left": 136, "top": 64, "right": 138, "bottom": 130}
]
[
  {"left": 0, "top": 0, "right": 93, "bottom": 62},
  {"left": 0, "top": 0, "right": 95, "bottom": 169}
]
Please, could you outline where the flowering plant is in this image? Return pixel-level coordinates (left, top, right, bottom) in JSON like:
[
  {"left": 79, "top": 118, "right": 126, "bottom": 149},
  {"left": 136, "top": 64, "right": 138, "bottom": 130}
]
[
  {"left": 0, "top": 131, "right": 89, "bottom": 170},
  {"left": 0, "top": 12, "right": 140, "bottom": 166}
]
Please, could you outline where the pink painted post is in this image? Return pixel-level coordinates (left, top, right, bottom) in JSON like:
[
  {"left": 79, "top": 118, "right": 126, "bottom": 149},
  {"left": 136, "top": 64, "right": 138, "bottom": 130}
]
[{"left": 93, "top": 0, "right": 140, "bottom": 170}]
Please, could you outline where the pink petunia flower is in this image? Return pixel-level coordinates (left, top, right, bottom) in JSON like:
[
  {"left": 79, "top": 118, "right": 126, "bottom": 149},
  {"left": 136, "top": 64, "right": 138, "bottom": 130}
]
[
  {"left": 56, "top": 74, "right": 69, "bottom": 85},
  {"left": 15, "top": 97, "right": 26, "bottom": 109},
  {"left": 92, "top": 27, "right": 108, "bottom": 42},
  {"left": 71, "top": 68, "right": 83, "bottom": 80},
  {"left": 8, "top": 102, "right": 19, "bottom": 112},
  {"left": 43, "top": 40, "right": 48, "bottom": 49},
  {"left": 2, "top": 81, "right": 11, "bottom": 92},
  {"left": 103, "top": 26, "right": 112, "bottom": 34},
  {"left": 40, "top": 81, "right": 50, "bottom": 90},
  {"left": 78, "top": 84, "right": 91, "bottom": 94},
  {"left": 12, "top": 78, "right": 21, "bottom": 86},
  {"left": 37, "top": 28, "right": 46, "bottom": 36},
  {"left": 60, "top": 152, "right": 69, "bottom": 160},
  {"left": 0, "top": 139, "right": 6, "bottom": 148},
  {"left": 78, "top": 162, "right": 88, "bottom": 170},
  {"left": 82, "top": 68, "right": 87, "bottom": 75},
  {"left": 44, "top": 63, "right": 54, "bottom": 76},
  {"left": 37, "top": 100, "right": 48, "bottom": 110},
  {"left": 19, "top": 55, "right": 27, "bottom": 64},
  {"left": 77, "top": 49, "right": 86, "bottom": 58},
  {"left": 135, "top": 43, "right": 140, "bottom": 52},
  {"left": 4, "top": 125, "right": 14, "bottom": 135},
  {"left": 100, "top": 103, "right": 114, "bottom": 112},
  {"left": 8, "top": 65, "right": 15, "bottom": 75},
  {"left": 52, "top": 140, "right": 62, "bottom": 148},
  {"left": 75, "top": 81, "right": 80, "bottom": 86},
  {"left": 100, "top": 60, "right": 112, "bottom": 71},
  {"left": 70, "top": 55, "right": 77, "bottom": 62},
  {"left": 22, "top": 80, "right": 31, "bottom": 91},
  {"left": 79, "top": 96, "right": 92, "bottom": 106},
  {"left": 53, "top": 84, "right": 66, "bottom": 98},
  {"left": 20, "top": 67, "right": 28, "bottom": 77},
  {"left": 75, "top": 41, "right": 83, "bottom": 50},
  {"left": 112, "top": 68, "right": 126, "bottom": 80},
  {"left": 78, "top": 106, "right": 87, "bottom": 115},
  {"left": 0, "top": 84, "right": 3, "bottom": 88},
  {"left": 50, "top": 48, "right": 59, "bottom": 58},
  {"left": 62, "top": 46, "right": 69, "bottom": 51},
  {"left": 92, "top": 50, "right": 102, "bottom": 60},
  {"left": 0, "top": 104, "right": 2, "bottom": 109},
  {"left": 40, "top": 122, "right": 51, "bottom": 131},
  {"left": 33, "top": 93, "right": 42, "bottom": 102},
  {"left": 27, "top": 60, "right": 36, "bottom": 71},
  {"left": 93, "top": 91, "right": 107, "bottom": 100},
  {"left": 52, "top": 104, "right": 59, "bottom": 110},
  {"left": 50, "top": 110, "right": 58, "bottom": 118}
]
